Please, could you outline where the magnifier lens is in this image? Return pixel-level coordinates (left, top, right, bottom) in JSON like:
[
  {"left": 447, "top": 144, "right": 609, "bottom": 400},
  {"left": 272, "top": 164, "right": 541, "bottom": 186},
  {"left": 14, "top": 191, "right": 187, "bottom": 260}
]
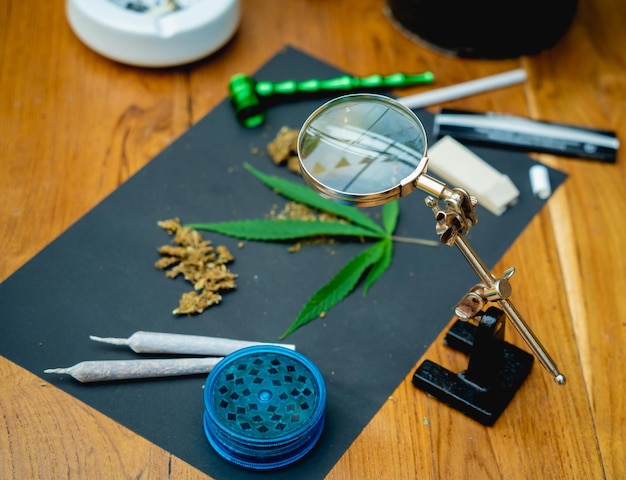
[{"left": 298, "top": 94, "right": 428, "bottom": 206}]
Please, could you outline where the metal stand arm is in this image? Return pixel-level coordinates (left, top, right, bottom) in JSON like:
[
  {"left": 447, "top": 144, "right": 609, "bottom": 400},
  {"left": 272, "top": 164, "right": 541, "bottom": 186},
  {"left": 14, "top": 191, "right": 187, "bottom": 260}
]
[
  {"left": 422, "top": 186, "right": 566, "bottom": 385},
  {"left": 454, "top": 236, "right": 566, "bottom": 384}
]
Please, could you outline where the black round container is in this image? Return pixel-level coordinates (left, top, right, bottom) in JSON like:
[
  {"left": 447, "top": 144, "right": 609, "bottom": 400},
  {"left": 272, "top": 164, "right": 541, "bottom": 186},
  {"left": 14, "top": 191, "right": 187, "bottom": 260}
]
[{"left": 385, "top": 0, "right": 579, "bottom": 59}]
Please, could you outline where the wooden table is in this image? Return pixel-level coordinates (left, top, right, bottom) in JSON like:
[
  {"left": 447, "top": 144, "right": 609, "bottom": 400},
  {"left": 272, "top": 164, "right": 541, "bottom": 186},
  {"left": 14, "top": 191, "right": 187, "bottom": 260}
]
[{"left": 1, "top": 1, "right": 624, "bottom": 478}]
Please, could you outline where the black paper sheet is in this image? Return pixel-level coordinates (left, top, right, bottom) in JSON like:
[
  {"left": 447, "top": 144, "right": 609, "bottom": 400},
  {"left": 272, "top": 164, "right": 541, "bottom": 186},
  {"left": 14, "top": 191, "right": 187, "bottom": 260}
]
[{"left": 0, "top": 47, "right": 566, "bottom": 479}]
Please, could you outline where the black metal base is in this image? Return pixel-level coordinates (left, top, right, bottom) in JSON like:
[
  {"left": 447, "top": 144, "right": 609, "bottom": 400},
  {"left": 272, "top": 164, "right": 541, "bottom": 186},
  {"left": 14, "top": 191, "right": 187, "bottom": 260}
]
[{"left": 413, "top": 307, "right": 533, "bottom": 426}]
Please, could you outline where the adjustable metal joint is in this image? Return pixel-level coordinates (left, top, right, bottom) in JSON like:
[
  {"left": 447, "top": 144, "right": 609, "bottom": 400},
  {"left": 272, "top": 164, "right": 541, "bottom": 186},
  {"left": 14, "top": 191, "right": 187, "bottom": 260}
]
[
  {"left": 426, "top": 187, "right": 478, "bottom": 246},
  {"left": 483, "top": 267, "right": 515, "bottom": 302}
]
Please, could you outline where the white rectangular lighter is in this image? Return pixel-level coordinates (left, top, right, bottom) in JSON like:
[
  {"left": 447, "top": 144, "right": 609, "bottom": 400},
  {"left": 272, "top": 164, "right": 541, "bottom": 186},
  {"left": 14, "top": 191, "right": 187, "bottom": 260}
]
[{"left": 426, "top": 135, "right": 519, "bottom": 216}]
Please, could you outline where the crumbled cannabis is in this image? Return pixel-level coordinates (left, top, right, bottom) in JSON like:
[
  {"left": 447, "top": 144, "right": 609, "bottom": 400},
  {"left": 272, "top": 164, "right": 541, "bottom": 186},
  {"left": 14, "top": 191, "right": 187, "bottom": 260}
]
[
  {"left": 155, "top": 218, "right": 237, "bottom": 315},
  {"left": 268, "top": 201, "right": 343, "bottom": 253},
  {"left": 268, "top": 201, "right": 345, "bottom": 223},
  {"left": 267, "top": 126, "right": 301, "bottom": 174}
]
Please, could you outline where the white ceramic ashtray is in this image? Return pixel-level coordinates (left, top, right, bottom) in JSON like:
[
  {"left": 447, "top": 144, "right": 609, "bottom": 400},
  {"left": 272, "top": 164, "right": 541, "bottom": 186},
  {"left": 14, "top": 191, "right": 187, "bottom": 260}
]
[{"left": 66, "top": 0, "right": 240, "bottom": 67}]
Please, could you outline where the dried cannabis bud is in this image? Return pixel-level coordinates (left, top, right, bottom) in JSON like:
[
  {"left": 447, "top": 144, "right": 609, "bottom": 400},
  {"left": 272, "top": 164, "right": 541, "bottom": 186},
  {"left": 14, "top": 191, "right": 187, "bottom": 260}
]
[
  {"left": 156, "top": 218, "right": 237, "bottom": 315},
  {"left": 267, "top": 126, "right": 301, "bottom": 174}
]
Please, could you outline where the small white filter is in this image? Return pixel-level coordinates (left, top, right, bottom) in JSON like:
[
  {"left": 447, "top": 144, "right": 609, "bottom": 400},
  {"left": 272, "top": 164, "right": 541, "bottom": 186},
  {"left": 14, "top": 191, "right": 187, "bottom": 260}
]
[{"left": 529, "top": 164, "right": 552, "bottom": 199}]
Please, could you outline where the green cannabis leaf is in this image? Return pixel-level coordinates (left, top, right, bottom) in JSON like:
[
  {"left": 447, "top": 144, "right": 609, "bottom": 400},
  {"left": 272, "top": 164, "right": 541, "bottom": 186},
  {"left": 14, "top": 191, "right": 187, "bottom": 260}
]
[
  {"left": 189, "top": 163, "right": 436, "bottom": 338},
  {"left": 185, "top": 219, "right": 382, "bottom": 241},
  {"left": 241, "top": 163, "right": 385, "bottom": 234},
  {"left": 280, "top": 240, "right": 388, "bottom": 338}
]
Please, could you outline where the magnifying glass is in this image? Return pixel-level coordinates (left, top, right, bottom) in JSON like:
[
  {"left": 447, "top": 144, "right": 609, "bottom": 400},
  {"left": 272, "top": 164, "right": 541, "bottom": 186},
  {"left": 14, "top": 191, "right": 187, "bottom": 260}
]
[
  {"left": 297, "top": 94, "right": 565, "bottom": 385},
  {"left": 298, "top": 93, "right": 447, "bottom": 207}
]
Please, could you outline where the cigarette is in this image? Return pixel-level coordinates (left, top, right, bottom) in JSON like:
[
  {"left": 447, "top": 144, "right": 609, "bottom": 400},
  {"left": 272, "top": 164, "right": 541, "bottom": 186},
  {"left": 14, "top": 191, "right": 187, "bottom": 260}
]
[
  {"left": 44, "top": 357, "right": 223, "bottom": 383},
  {"left": 398, "top": 69, "right": 527, "bottom": 110},
  {"left": 89, "top": 331, "right": 296, "bottom": 356}
]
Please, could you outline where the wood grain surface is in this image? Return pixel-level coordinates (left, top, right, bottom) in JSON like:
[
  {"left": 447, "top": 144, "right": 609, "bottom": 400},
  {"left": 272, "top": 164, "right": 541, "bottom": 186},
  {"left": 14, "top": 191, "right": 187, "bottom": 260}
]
[{"left": 1, "top": 0, "right": 624, "bottom": 478}]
